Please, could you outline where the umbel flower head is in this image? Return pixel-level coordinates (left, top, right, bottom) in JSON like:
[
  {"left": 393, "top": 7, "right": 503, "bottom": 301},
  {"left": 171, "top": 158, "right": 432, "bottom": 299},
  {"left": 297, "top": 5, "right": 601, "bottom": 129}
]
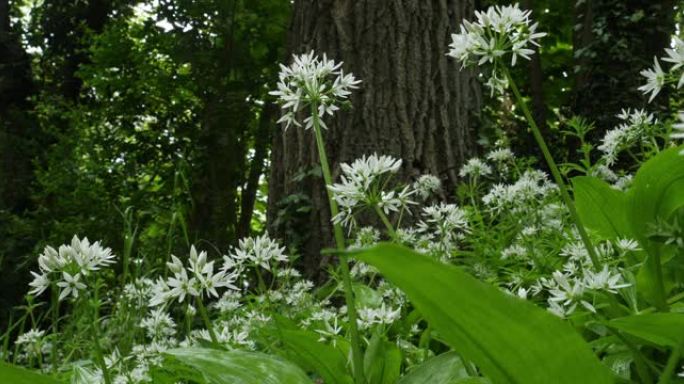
[
  {"left": 150, "top": 245, "right": 239, "bottom": 307},
  {"left": 270, "top": 50, "right": 361, "bottom": 130},
  {"left": 447, "top": 3, "right": 546, "bottom": 95},
  {"left": 328, "top": 154, "right": 415, "bottom": 230},
  {"left": 28, "top": 236, "right": 116, "bottom": 301}
]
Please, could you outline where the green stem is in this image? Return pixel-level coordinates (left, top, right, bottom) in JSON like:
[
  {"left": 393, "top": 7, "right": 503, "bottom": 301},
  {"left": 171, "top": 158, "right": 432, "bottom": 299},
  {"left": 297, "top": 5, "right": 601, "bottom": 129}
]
[
  {"left": 50, "top": 285, "right": 59, "bottom": 371},
  {"left": 196, "top": 298, "right": 218, "bottom": 344},
  {"left": 658, "top": 347, "right": 680, "bottom": 384},
  {"left": 502, "top": 67, "right": 601, "bottom": 270},
  {"left": 91, "top": 289, "right": 112, "bottom": 384},
  {"left": 373, "top": 205, "right": 397, "bottom": 240},
  {"left": 311, "top": 105, "right": 365, "bottom": 384}
]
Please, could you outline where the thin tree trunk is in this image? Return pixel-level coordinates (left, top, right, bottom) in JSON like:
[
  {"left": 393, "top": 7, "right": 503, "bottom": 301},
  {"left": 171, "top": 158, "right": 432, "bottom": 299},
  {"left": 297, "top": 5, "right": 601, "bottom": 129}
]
[
  {"left": 268, "top": 0, "right": 480, "bottom": 279},
  {"left": 237, "top": 103, "right": 276, "bottom": 239}
]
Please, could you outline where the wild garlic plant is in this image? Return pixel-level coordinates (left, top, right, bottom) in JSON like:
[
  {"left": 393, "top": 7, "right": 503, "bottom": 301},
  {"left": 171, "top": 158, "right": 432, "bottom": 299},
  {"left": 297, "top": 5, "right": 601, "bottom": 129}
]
[
  {"left": 270, "top": 50, "right": 367, "bottom": 382},
  {"left": 447, "top": 2, "right": 602, "bottom": 270}
]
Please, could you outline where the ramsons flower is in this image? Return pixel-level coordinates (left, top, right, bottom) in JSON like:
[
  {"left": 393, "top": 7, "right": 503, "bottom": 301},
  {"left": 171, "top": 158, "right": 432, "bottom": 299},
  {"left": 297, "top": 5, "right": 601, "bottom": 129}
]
[
  {"left": 225, "top": 233, "right": 288, "bottom": 272},
  {"left": 447, "top": 3, "right": 546, "bottom": 94},
  {"left": 638, "top": 57, "right": 666, "bottom": 102},
  {"left": 328, "top": 154, "right": 415, "bottom": 230},
  {"left": 270, "top": 51, "right": 361, "bottom": 130},
  {"left": 150, "top": 245, "right": 238, "bottom": 307},
  {"left": 27, "top": 236, "right": 116, "bottom": 301}
]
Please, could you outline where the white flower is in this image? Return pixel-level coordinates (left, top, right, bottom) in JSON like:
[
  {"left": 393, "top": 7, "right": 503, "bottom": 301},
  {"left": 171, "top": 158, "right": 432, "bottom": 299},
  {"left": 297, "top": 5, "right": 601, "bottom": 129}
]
[
  {"left": 638, "top": 57, "right": 666, "bottom": 102},
  {"left": 663, "top": 37, "right": 684, "bottom": 88},
  {"left": 227, "top": 233, "right": 288, "bottom": 271},
  {"left": 598, "top": 109, "right": 655, "bottom": 165},
  {"left": 672, "top": 112, "right": 684, "bottom": 141},
  {"left": 28, "top": 271, "right": 50, "bottom": 296},
  {"left": 28, "top": 236, "right": 116, "bottom": 300},
  {"left": 583, "top": 265, "right": 630, "bottom": 293},
  {"left": 270, "top": 51, "right": 361, "bottom": 130},
  {"left": 459, "top": 157, "right": 492, "bottom": 178},
  {"left": 56, "top": 272, "right": 86, "bottom": 301},
  {"left": 486, "top": 147, "right": 514, "bottom": 163},
  {"left": 329, "top": 154, "right": 414, "bottom": 230},
  {"left": 153, "top": 245, "right": 239, "bottom": 307},
  {"left": 616, "top": 238, "right": 640, "bottom": 253},
  {"left": 167, "top": 269, "right": 198, "bottom": 303},
  {"left": 447, "top": 4, "right": 546, "bottom": 95},
  {"left": 413, "top": 174, "right": 442, "bottom": 200},
  {"left": 141, "top": 308, "right": 176, "bottom": 339}
]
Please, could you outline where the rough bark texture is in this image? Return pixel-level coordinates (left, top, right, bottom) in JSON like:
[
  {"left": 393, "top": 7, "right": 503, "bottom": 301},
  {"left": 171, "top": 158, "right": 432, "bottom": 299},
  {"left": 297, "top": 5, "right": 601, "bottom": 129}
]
[
  {"left": 572, "top": 0, "right": 675, "bottom": 131},
  {"left": 268, "top": 0, "right": 480, "bottom": 278}
]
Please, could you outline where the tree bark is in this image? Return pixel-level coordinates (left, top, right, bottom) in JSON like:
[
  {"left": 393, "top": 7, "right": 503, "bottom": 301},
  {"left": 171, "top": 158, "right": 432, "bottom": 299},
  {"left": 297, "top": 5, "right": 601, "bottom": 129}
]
[{"left": 268, "top": 0, "right": 480, "bottom": 278}]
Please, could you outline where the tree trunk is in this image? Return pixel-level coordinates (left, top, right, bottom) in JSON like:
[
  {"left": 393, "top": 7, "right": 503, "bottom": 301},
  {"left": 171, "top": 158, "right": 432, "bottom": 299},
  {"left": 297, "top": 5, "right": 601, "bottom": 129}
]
[{"left": 268, "top": 0, "right": 480, "bottom": 279}]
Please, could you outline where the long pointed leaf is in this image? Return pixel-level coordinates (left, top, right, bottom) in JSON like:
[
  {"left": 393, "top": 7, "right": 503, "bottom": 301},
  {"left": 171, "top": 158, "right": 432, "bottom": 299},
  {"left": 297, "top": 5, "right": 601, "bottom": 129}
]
[
  {"left": 160, "top": 347, "right": 313, "bottom": 384},
  {"left": 354, "top": 243, "right": 613, "bottom": 384}
]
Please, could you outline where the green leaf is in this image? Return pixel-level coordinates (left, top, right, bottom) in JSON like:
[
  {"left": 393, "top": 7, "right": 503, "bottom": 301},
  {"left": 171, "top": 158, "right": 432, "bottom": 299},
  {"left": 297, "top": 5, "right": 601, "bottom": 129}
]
[
  {"left": 628, "top": 145, "right": 684, "bottom": 250},
  {"left": 354, "top": 283, "right": 383, "bottom": 308},
  {"left": 278, "top": 329, "right": 354, "bottom": 384},
  {"left": 354, "top": 243, "right": 613, "bottom": 384},
  {"left": 572, "top": 176, "right": 631, "bottom": 239},
  {"left": 627, "top": 146, "right": 684, "bottom": 306},
  {"left": 609, "top": 313, "right": 684, "bottom": 348},
  {"left": 161, "top": 347, "right": 313, "bottom": 384},
  {"left": 398, "top": 352, "right": 472, "bottom": 384},
  {"left": 0, "top": 362, "right": 63, "bottom": 384},
  {"left": 364, "top": 332, "right": 401, "bottom": 384}
]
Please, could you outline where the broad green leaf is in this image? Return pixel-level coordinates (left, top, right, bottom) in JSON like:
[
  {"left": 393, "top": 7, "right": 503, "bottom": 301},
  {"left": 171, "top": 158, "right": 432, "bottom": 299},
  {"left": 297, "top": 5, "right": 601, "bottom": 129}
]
[
  {"left": 627, "top": 146, "right": 684, "bottom": 306},
  {"left": 398, "top": 352, "right": 472, "bottom": 384},
  {"left": 0, "top": 362, "right": 62, "bottom": 384},
  {"left": 354, "top": 283, "right": 383, "bottom": 308},
  {"left": 609, "top": 313, "right": 684, "bottom": 348},
  {"left": 364, "top": 332, "right": 401, "bottom": 384},
  {"left": 628, "top": 145, "right": 684, "bottom": 249},
  {"left": 278, "top": 329, "right": 353, "bottom": 384},
  {"left": 161, "top": 347, "right": 313, "bottom": 384},
  {"left": 572, "top": 176, "right": 631, "bottom": 239},
  {"left": 354, "top": 243, "right": 613, "bottom": 384}
]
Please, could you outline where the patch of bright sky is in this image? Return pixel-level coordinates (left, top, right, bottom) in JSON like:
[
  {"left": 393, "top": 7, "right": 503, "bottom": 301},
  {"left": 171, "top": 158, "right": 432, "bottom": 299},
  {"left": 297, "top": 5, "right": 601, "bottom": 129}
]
[{"left": 132, "top": 0, "right": 191, "bottom": 33}]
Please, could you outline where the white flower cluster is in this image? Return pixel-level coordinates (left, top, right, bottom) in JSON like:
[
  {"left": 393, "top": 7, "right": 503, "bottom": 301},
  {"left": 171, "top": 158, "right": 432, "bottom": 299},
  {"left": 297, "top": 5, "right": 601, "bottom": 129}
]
[
  {"left": 415, "top": 203, "right": 470, "bottom": 258},
  {"left": 639, "top": 37, "right": 684, "bottom": 102},
  {"left": 483, "top": 169, "right": 556, "bottom": 212},
  {"left": 357, "top": 303, "right": 401, "bottom": 330},
  {"left": 459, "top": 157, "right": 493, "bottom": 179},
  {"left": 413, "top": 174, "right": 442, "bottom": 200},
  {"left": 540, "top": 265, "right": 629, "bottom": 318},
  {"left": 225, "top": 233, "right": 288, "bottom": 272},
  {"left": 447, "top": 3, "right": 546, "bottom": 95},
  {"left": 270, "top": 51, "right": 361, "bottom": 130},
  {"left": 598, "top": 108, "right": 655, "bottom": 165},
  {"left": 28, "top": 236, "right": 116, "bottom": 301},
  {"left": 150, "top": 245, "right": 238, "bottom": 306},
  {"left": 329, "top": 154, "right": 414, "bottom": 230},
  {"left": 15, "top": 329, "right": 48, "bottom": 361},
  {"left": 141, "top": 308, "right": 176, "bottom": 340}
]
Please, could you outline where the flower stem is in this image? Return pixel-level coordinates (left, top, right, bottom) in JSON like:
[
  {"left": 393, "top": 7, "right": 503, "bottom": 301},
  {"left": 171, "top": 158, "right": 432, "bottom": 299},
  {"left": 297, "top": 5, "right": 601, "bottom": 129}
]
[
  {"left": 196, "top": 298, "right": 218, "bottom": 344},
  {"left": 311, "top": 105, "right": 365, "bottom": 384},
  {"left": 657, "top": 347, "right": 680, "bottom": 384},
  {"left": 502, "top": 67, "right": 601, "bottom": 270},
  {"left": 373, "top": 205, "right": 397, "bottom": 240},
  {"left": 50, "top": 285, "right": 59, "bottom": 371}
]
